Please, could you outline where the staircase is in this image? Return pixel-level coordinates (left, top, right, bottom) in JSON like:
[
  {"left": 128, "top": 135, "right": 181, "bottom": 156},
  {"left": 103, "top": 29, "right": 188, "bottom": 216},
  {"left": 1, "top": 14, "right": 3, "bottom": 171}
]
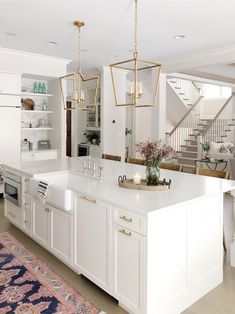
[
  {"left": 167, "top": 76, "right": 201, "bottom": 109},
  {"left": 166, "top": 78, "right": 235, "bottom": 171}
]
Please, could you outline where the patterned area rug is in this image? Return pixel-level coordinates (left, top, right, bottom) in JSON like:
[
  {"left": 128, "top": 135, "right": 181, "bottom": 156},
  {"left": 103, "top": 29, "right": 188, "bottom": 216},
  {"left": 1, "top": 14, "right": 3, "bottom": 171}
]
[{"left": 0, "top": 232, "right": 101, "bottom": 314}]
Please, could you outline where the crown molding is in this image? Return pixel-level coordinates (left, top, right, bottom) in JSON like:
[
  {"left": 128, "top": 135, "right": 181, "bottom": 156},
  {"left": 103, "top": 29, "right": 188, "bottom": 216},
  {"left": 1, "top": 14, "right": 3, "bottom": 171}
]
[
  {"left": 162, "top": 44, "right": 235, "bottom": 73},
  {"left": 0, "top": 46, "right": 71, "bottom": 64}
]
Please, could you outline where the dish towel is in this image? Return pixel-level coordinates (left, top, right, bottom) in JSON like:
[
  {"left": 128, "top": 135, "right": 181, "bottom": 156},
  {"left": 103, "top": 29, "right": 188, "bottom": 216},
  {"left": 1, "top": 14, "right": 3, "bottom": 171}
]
[{"left": 37, "top": 180, "right": 48, "bottom": 204}]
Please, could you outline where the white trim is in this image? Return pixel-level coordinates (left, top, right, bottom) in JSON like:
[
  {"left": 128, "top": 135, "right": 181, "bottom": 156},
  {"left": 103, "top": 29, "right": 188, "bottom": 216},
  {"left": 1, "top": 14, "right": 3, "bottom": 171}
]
[
  {"left": 0, "top": 46, "right": 71, "bottom": 64},
  {"left": 162, "top": 44, "right": 235, "bottom": 73}
]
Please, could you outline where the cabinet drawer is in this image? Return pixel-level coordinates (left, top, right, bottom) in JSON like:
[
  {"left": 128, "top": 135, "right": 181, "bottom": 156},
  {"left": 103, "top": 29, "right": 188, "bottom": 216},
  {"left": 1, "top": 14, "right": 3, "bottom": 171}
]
[
  {"left": 33, "top": 151, "right": 58, "bottom": 161},
  {"left": 113, "top": 207, "right": 146, "bottom": 235}
]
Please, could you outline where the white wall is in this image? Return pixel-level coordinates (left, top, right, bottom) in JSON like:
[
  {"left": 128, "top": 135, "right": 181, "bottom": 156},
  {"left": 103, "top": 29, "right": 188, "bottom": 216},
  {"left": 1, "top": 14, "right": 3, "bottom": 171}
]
[{"left": 101, "top": 66, "right": 126, "bottom": 161}]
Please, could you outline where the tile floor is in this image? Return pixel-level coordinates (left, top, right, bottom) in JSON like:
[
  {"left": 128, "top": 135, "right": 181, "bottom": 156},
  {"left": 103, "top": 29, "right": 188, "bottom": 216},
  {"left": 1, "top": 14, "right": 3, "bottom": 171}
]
[{"left": 0, "top": 195, "right": 235, "bottom": 314}]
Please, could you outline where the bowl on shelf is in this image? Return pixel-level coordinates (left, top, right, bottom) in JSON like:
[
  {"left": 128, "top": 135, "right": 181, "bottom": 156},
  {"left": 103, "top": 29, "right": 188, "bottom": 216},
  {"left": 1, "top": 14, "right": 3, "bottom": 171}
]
[{"left": 22, "top": 98, "right": 35, "bottom": 110}]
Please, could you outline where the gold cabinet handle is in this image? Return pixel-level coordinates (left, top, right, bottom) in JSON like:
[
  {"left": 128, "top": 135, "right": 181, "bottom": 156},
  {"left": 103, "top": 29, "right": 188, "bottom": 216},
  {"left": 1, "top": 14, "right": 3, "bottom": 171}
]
[
  {"left": 45, "top": 207, "right": 51, "bottom": 213},
  {"left": 24, "top": 220, "right": 27, "bottom": 224},
  {"left": 119, "top": 229, "right": 132, "bottom": 236},
  {"left": 9, "top": 212, "right": 16, "bottom": 218},
  {"left": 120, "top": 215, "right": 133, "bottom": 223},
  {"left": 79, "top": 195, "right": 96, "bottom": 204}
]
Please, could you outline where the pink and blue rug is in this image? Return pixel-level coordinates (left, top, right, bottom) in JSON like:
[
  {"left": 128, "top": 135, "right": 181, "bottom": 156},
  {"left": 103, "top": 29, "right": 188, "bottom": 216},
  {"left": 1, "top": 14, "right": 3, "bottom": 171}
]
[{"left": 0, "top": 233, "right": 101, "bottom": 313}]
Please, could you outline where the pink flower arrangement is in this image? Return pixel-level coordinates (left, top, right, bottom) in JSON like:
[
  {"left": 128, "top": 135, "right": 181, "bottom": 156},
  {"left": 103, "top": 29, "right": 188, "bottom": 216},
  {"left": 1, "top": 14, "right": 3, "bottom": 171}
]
[{"left": 136, "top": 140, "right": 173, "bottom": 166}]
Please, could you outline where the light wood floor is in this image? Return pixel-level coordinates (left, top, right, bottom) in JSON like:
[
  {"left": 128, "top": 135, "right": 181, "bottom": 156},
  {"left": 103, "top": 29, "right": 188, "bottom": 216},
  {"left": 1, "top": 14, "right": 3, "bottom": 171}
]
[{"left": 0, "top": 195, "right": 235, "bottom": 314}]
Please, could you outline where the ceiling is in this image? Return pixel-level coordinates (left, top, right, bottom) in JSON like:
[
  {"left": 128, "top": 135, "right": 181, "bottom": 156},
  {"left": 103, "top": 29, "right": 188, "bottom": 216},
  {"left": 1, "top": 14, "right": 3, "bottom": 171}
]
[{"left": 1, "top": 0, "right": 235, "bottom": 73}]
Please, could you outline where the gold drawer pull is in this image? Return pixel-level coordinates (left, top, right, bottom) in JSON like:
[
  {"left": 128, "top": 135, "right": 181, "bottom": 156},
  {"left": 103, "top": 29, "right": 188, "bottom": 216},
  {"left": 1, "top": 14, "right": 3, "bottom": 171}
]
[
  {"left": 80, "top": 195, "right": 96, "bottom": 204},
  {"left": 119, "top": 229, "right": 132, "bottom": 236},
  {"left": 120, "top": 215, "right": 133, "bottom": 223},
  {"left": 45, "top": 207, "right": 51, "bottom": 213},
  {"left": 9, "top": 212, "right": 16, "bottom": 218}
]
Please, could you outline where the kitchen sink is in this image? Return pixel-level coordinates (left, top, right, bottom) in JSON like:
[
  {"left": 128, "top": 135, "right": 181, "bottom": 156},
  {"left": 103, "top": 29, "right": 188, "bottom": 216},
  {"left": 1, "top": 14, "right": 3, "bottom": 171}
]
[{"left": 30, "top": 171, "right": 90, "bottom": 212}]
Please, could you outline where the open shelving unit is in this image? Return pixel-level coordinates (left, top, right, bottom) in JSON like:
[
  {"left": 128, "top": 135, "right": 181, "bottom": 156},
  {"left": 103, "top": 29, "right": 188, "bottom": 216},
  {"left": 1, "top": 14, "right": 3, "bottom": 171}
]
[{"left": 20, "top": 76, "right": 62, "bottom": 161}]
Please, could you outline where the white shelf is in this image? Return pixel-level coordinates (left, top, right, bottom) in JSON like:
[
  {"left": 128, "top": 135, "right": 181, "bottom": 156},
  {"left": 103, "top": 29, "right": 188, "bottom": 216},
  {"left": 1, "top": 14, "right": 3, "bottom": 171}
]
[
  {"left": 21, "top": 127, "right": 53, "bottom": 131},
  {"left": 86, "top": 127, "right": 101, "bottom": 131},
  {"left": 21, "top": 110, "right": 53, "bottom": 113},
  {"left": 21, "top": 92, "right": 53, "bottom": 97}
]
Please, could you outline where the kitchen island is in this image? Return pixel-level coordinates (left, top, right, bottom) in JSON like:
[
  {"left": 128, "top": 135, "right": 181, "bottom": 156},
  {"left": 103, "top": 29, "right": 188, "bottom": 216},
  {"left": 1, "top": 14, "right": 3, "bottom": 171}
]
[{"left": 3, "top": 157, "right": 235, "bottom": 314}]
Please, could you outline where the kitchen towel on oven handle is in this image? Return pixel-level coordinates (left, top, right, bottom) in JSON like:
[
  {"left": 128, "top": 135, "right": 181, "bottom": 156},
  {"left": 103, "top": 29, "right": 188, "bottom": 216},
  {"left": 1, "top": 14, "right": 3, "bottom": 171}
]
[{"left": 38, "top": 180, "right": 48, "bottom": 204}]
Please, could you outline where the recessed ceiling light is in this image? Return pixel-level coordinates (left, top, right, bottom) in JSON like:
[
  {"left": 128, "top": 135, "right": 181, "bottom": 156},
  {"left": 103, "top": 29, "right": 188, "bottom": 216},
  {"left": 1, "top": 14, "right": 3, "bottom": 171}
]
[
  {"left": 5, "top": 32, "right": 17, "bottom": 37},
  {"left": 174, "top": 35, "right": 186, "bottom": 40},
  {"left": 47, "top": 41, "right": 58, "bottom": 46}
]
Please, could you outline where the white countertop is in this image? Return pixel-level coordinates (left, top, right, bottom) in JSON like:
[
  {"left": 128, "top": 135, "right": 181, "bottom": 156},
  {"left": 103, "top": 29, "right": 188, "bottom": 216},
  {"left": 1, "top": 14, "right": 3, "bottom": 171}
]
[{"left": 5, "top": 157, "right": 235, "bottom": 215}]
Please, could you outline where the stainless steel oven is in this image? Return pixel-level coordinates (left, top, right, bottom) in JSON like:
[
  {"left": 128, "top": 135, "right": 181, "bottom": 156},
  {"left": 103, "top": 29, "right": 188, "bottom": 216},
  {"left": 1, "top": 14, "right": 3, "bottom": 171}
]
[{"left": 4, "top": 172, "right": 21, "bottom": 207}]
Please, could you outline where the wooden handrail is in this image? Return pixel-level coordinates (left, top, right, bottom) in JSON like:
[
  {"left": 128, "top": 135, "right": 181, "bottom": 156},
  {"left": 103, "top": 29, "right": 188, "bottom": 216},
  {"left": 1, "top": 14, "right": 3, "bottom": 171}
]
[
  {"left": 202, "top": 94, "right": 234, "bottom": 135},
  {"left": 166, "top": 96, "right": 204, "bottom": 136}
]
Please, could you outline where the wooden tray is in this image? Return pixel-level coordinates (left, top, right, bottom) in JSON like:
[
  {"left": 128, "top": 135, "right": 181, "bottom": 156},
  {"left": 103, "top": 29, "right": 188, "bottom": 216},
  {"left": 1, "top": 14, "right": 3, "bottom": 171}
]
[{"left": 118, "top": 179, "right": 170, "bottom": 191}]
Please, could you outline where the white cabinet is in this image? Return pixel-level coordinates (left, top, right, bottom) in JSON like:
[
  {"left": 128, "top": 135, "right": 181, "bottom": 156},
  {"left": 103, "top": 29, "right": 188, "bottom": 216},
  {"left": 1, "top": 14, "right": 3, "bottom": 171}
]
[
  {"left": 31, "top": 197, "right": 73, "bottom": 263},
  {"left": 112, "top": 208, "right": 146, "bottom": 313},
  {"left": 21, "top": 150, "right": 58, "bottom": 162},
  {"left": 74, "top": 194, "right": 111, "bottom": 291},
  {"left": 112, "top": 220, "right": 146, "bottom": 314},
  {"left": 0, "top": 72, "right": 21, "bottom": 95},
  {"left": 50, "top": 205, "right": 73, "bottom": 264},
  {"left": 22, "top": 209, "right": 32, "bottom": 234},
  {"left": 4, "top": 199, "right": 22, "bottom": 226},
  {"left": 32, "top": 198, "right": 50, "bottom": 247}
]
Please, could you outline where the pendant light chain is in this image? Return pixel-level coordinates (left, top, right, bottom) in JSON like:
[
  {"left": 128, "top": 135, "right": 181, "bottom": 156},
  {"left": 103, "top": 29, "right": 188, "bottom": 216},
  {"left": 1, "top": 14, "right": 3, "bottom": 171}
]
[
  {"left": 134, "top": 0, "right": 138, "bottom": 54},
  {"left": 77, "top": 26, "right": 81, "bottom": 73}
]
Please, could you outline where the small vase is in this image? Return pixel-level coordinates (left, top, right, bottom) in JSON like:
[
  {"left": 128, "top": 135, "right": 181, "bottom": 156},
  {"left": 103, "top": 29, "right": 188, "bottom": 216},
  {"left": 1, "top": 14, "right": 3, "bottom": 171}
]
[{"left": 146, "top": 164, "right": 160, "bottom": 186}]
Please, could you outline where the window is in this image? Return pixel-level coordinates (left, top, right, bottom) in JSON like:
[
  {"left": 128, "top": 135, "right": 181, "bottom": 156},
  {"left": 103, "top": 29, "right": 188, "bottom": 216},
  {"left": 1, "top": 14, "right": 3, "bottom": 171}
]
[{"left": 202, "top": 84, "right": 231, "bottom": 98}]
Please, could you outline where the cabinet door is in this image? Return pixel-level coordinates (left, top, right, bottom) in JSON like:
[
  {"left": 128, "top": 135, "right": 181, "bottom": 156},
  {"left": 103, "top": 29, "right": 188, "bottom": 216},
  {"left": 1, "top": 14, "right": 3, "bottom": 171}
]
[
  {"left": 50, "top": 205, "right": 73, "bottom": 264},
  {"left": 23, "top": 209, "right": 32, "bottom": 234},
  {"left": 112, "top": 224, "right": 146, "bottom": 314},
  {"left": 4, "top": 199, "right": 22, "bottom": 226},
  {"left": 75, "top": 195, "right": 111, "bottom": 291},
  {"left": 32, "top": 198, "right": 50, "bottom": 247},
  {"left": 0, "top": 73, "right": 21, "bottom": 95}
]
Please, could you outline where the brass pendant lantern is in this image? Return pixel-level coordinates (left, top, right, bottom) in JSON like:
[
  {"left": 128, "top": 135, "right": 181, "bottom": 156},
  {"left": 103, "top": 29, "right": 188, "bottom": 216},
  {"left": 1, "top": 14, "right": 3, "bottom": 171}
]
[
  {"left": 110, "top": 0, "right": 162, "bottom": 108},
  {"left": 60, "top": 21, "right": 99, "bottom": 111}
]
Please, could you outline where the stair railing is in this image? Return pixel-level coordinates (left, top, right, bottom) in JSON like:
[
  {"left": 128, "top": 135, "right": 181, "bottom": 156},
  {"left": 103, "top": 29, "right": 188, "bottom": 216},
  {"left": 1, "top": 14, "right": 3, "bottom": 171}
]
[
  {"left": 166, "top": 96, "right": 204, "bottom": 151},
  {"left": 167, "top": 76, "right": 201, "bottom": 109},
  {"left": 202, "top": 94, "right": 234, "bottom": 143}
]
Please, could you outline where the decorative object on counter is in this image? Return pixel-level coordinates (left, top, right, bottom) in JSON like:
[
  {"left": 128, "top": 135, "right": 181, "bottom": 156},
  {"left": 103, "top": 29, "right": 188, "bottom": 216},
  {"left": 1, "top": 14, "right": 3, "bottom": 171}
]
[
  {"left": 118, "top": 175, "right": 171, "bottom": 191},
  {"left": 0, "top": 233, "right": 101, "bottom": 314},
  {"left": 38, "top": 140, "right": 50, "bottom": 150},
  {"left": 133, "top": 173, "right": 141, "bottom": 184},
  {"left": 21, "top": 98, "right": 35, "bottom": 110},
  {"left": 60, "top": 20, "right": 99, "bottom": 111},
  {"left": 109, "top": 0, "right": 161, "bottom": 108},
  {"left": 200, "top": 141, "right": 210, "bottom": 158},
  {"left": 137, "top": 140, "right": 174, "bottom": 185}
]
